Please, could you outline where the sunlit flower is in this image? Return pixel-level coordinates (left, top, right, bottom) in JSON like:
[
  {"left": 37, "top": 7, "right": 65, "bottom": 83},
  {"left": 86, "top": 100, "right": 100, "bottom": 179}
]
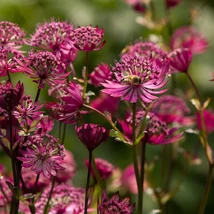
[
  {"left": 69, "top": 25, "right": 106, "bottom": 52},
  {"left": 168, "top": 48, "right": 192, "bottom": 73},
  {"left": 30, "top": 19, "right": 78, "bottom": 64},
  {"left": 0, "top": 21, "right": 25, "bottom": 52},
  {"left": 98, "top": 190, "right": 135, "bottom": 214},
  {"left": 18, "top": 134, "right": 65, "bottom": 178},
  {"left": 75, "top": 123, "right": 109, "bottom": 151},
  {"left": 85, "top": 158, "right": 115, "bottom": 180},
  {"left": 102, "top": 54, "right": 170, "bottom": 103},
  {"left": 171, "top": 26, "right": 208, "bottom": 55},
  {"left": 17, "top": 51, "right": 68, "bottom": 89}
]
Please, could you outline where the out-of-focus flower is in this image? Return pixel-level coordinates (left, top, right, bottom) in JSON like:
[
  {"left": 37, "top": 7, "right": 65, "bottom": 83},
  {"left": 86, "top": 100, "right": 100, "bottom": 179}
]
[
  {"left": 55, "top": 149, "right": 76, "bottom": 183},
  {"left": 36, "top": 115, "right": 54, "bottom": 134},
  {"left": 91, "top": 92, "right": 119, "bottom": 115},
  {"left": 166, "top": 0, "right": 181, "bottom": 8},
  {"left": 121, "top": 41, "right": 168, "bottom": 60},
  {"left": 89, "top": 63, "right": 111, "bottom": 87},
  {"left": 0, "top": 21, "right": 25, "bottom": 52},
  {"left": 168, "top": 48, "right": 192, "bottom": 73},
  {"left": 69, "top": 26, "right": 106, "bottom": 52},
  {"left": 30, "top": 19, "right": 78, "bottom": 64},
  {"left": 171, "top": 26, "right": 208, "bottom": 55},
  {"left": 0, "top": 81, "right": 24, "bottom": 111},
  {"left": 13, "top": 95, "right": 43, "bottom": 127},
  {"left": 18, "top": 134, "right": 65, "bottom": 178},
  {"left": 124, "top": 0, "right": 148, "bottom": 14},
  {"left": 102, "top": 54, "right": 170, "bottom": 103},
  {"left": 98, "top": 190, "right": 135, "bottom": 214},
  {"left": 85, "top": 158, "right": 115, "bottom": 180},
  {"left": 17, "top": 51, "right": 68, "bottom": 89},
  {"left": 121, "top": 164, "right": 148, "bottom": 194},
  {"left": 75, "top": 123, "right": 109, "bottom": 151},
  {"left": 196, "top": 110, "right": 214, "bottom": 133},
  {"left": 152, "top": 95, "right": 193, "bottom": 126}
]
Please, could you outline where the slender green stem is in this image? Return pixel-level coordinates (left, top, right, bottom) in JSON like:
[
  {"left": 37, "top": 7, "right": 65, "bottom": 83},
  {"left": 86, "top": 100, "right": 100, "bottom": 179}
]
[
  {"left": 61, "top": 123, "right": 67, "bottom": 145},
  {"left": 83, "top": 52, "right": 89, "bottom": 100},
  {"left": 132, "top": 103, "right": 142, "bottom": 214},
  {"left": 43, "top": 176, "right": 55, "bottom": 214},
  {"left": 198, "top": 163, "right": 214, "bottom": 214},
  {"left": 7, "top": 70, "right": 12, "bottom": 82},
  {"left": 92, "top": 155, "right": 104, "bottom": 190},
  {"left": 34, "top": 88, "right": 41, "bottom": 103},
  {"left": 84, "top": 150, "right": 92, "bottom": 214},
  {"left": 59, "top": 122, "right": 62, "bottom": 140}
]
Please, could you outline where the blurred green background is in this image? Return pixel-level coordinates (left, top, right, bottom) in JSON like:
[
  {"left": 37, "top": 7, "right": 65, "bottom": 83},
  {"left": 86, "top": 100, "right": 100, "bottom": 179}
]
[{"left": 1, "top": 0, "right": 214, "bottom": 213}]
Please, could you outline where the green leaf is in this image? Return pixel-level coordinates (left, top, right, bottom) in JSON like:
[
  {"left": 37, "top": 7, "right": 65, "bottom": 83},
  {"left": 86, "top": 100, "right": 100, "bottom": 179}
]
[{"left": 1, "top": 137, "right": 10, "bottom": 150}]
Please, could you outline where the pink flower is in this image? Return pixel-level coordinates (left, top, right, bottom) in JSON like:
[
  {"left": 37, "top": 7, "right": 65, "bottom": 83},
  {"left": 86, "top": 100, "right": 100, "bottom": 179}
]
[
  {"left": 85, "top": 158, "right": 115, "bottom": 180},
  {"left": 171, "top": 26, "right": 208, "bottom": 55},
  {"left": 75, "top": 123, "right": 109, "bottom": 151},
  {"left": 69, "top": 25, "right": 106, "bottom": 52},
  {"left": 102, "top": 55, "right": 170, "bottom": 103},
  {"left": 30, "top": 19, "right": 78, "bottom": 64},
  {"left": 36, "top": 115, "right": 54, "bottom": 134},
  {"left": 168, "top": 48, "right": 192, "bottom": 73},
  {"left": 91, "top": 92, "right": 119, "bottom": 115},
  {"left": 18, "top": 134, "right": 65, "bottom": 178},
  {"left": 196, "top": 110, "right": 214, "bottom": 133},
  {"left": 17, "top": 51, "right": 68, "bottom": 89},
  {"left": 89, "top": 63, "right": 111, "bottom": 87},
  {"left": 98, "top": 190, "right": 135, "bottom": 214},
  {"left": 152, "top": 95, "right": 193, "bottom": 126},
  {"left": 124, "top": 0, "right": 147, "bottom": 14},
  {"left": 0, "top": 21, "right": 25, "bottom": 52}
]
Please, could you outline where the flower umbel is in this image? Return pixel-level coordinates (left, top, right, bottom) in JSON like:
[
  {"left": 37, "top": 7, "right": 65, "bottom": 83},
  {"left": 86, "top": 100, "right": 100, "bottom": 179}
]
[
  {"left": 102, "top": 54, "right": 170, "bottom": 103},
  {"left": 75, "top": 123, "right": 109, "bottom": 151}
]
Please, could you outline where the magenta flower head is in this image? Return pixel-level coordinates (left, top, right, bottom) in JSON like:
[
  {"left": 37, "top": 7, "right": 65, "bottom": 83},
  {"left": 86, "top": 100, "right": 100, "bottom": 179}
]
[
  {"left": 166, "top": 0, "right": 181, "bottom": 8},
  {"left": 89, "top": 63, "right": 111, "bottom": 87},
  {"left": 17, "top": 134, "right": 65, "bottom": 178},
  {"left": 152, "top": 95, "right": 192, "bottom": 126},
  {"left": 69, "top": 25, "right": 106, "bottom": 52},
  {"left": 98, "top": 190, "right": 135, "bottom": 214},
  {"left": 102, "top": 54, "right": 170, "bottom": 103},
  {"left": 168, "top": 48, "right": 192, "bottom": 73},
  {"left": 17, "top": 51, "right": 68, "bottom": 89},
  {"left": 30, "top": 19, "right": 78, "bottom": 64},
  {"left": 171, "top": 26, "right": 208, "bottom": 55},
  {"left": 75, "top": 123, "right": 109, "bottom": 151},
  {"left": 0, "top": 81, "right": 24, "bottom": 111},
  {"left": 0, "top": 21, "right": 25, "bottom": 52},
  {"left": 121, "top": 41, "right": 168, "bottom": 60},
  {"left": 196, "top": 110, "right": 214, "bottom": 133},
  {"left": 124, "top": 0, "right": 147, "bottom": 14},
  {"left": 85, "top": 158, "right": 115, "bottom": 180}
]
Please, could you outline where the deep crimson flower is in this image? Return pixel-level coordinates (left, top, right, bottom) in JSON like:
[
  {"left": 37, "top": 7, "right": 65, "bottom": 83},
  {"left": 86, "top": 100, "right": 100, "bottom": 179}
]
[
  {"left": 166, "top": 0, "right": 181, "bottom": 8},
  {"left": 91, "top": 92, "right": 119, "bottom": 115},
  {"left": 30, "top": 19, "right": 78, "bottom": 64},
  {"left": 69, "top": 25, "right": 106, "bottom": 52},
  {"left": 17, "top": 51, "right": 68, "bottom": 89},
  {"left": 17, "top": 134, "right": 65, "bottom": 178},
  {"left": 85, "top": 158, "right": 115, "bottom": 180},
  {"left": 98, "top": 190, "right": 135, "bottom": 214},
  {"left": 0, "top": 21, "right": 25, "bottom": 52},
  {"left": 0, "top": 81, "right": 24, "bottom": 111},
  {"left": 124, "top": 0, "right": 147, "bottom": 14},
  {"left": 121, "top": 41, "right": 168, "bottom": 60},
  {"left": 89, "top": 63, "right": 111, "bottom": 87},
  {"left": 75, "top": 123, "right": 109, "bottom": 151},
  {"left": 196, "top": 110, "right": 214, "bottom": 133},
  {"left": 152, "top": 95, "right": 193, "bottom": 126},
  {"left": 102, "top": 54, "right": 170, "bottom": 103},
  {"left": 171, "top": 26, "right": 208, "bottom": 55},
  {"left": 168, "top": 48, "right": 192, "bottom": 73}
]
